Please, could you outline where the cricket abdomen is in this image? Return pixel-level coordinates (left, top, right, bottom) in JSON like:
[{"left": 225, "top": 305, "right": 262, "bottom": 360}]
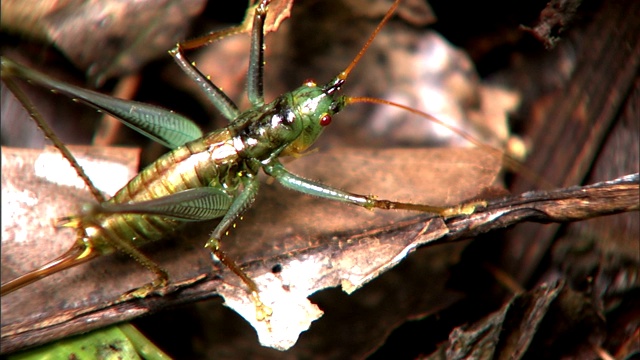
[{"left": 93, "top": 128, "right": 240, "bottom": 247}]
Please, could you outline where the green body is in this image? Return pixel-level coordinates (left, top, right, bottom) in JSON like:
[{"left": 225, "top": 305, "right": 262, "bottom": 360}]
[{"left": 96, "top": 82, "right": 346, "bottom": 252}]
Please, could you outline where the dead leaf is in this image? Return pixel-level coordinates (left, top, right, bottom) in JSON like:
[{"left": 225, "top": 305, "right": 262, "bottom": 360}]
[{"left": 0, "top": 144, "right": 502, "bottom": 352}]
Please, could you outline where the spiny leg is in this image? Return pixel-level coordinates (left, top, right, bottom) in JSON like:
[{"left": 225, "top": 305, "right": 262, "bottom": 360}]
[
  {"left": 246, "top": 0, "right": 269, "bottom": 106},
  {"left": 2, "top": 66, "right": 106, "bottom": 204},
  {"left": 168, "top": 0, "right": 271, "bottom": 120},
  {"left": 177, "top": 0, "right": 270, "bottom": 52},
  {"left": 84, "top": 220, "right": 170, "bottom": 300},
  {"left": 178, "top": 0, "right": 271, "bottom": 106},
  {"left": 263, "top": 160, "right": 485, "bottom": 217},
  {"left": 168, "top": 47, "right": 239, "bottom": 122},
  {"left": 204, "top": 176, "right": 273, "bottom": 321}
]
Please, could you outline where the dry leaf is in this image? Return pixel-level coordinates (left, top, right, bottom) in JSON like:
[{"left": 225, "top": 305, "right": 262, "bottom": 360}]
[{"left": 1, "top": 144, "right": 502, "bottom": 352}]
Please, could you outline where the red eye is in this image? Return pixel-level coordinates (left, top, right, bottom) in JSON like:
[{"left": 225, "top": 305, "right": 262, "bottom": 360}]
[{"left": 320, "top": 114, "right": 332, "bottom": 126}]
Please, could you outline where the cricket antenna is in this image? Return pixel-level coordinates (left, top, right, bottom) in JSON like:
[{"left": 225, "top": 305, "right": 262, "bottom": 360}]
[{"left": 339, "top": 0, "right": 400, "bottom": 82}]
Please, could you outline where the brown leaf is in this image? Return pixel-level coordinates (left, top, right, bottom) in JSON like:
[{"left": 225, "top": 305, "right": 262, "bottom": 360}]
[{"left": 0, "top": 144, "right": 502, "bottom": 352}]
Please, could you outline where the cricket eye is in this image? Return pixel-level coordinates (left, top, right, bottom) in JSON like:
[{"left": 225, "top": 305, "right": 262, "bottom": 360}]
[{"left": 319, "top": 114, "right": 332, "bottom": 127}]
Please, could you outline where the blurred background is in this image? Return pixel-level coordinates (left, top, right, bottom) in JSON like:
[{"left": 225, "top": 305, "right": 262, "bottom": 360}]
[{"left": 1, "top": 0, "right": 638, "bottom": 358}]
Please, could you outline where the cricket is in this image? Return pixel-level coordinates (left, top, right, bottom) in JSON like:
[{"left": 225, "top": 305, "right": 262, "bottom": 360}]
[{"left": 1, "top": 0, "right": 497, "bottom": 324}]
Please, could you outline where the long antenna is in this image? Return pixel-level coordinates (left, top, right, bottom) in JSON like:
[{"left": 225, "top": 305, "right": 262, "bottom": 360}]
[{"left": 339, "top": 0, "right": 401, "bottom": 81}]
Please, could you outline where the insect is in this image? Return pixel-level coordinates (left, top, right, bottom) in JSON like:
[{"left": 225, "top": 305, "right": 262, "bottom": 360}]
[{"left": 1, "top": 0, "right": 491, "bottom": 327}]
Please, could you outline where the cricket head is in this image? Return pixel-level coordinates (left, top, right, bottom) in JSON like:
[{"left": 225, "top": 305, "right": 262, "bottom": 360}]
[
  {"left": 278, "top": 76, "right": 347, "bottom": 156},
  {"left": 262, "top": 0, "right": 400, "bottom": 159},
  {"left": 233, "top": 75, "right": 347, "bottom": 161}
]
